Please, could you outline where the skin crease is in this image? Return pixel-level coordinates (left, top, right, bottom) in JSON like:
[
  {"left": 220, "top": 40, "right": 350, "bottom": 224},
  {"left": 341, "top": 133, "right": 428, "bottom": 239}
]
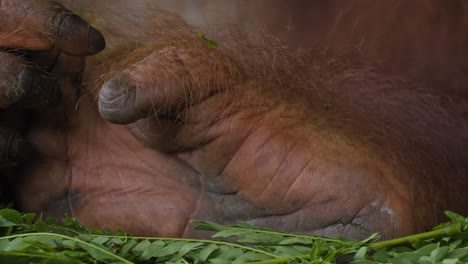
[{"left": 1, "top": 0, "right": 466, "bottom": 240}]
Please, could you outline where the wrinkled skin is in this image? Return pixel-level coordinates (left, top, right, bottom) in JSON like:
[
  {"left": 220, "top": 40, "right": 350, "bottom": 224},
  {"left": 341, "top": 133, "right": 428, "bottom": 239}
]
[{"left": 0, "top": 0, "right": 466, "bottom": 240}]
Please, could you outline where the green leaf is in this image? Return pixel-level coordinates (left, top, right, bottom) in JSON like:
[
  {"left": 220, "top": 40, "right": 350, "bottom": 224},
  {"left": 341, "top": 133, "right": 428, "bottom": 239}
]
[
  {"left": 76, "top": 234, "right": 93, "bottom": 242},
  {"left": 273, "top": 246, "right": 307, "bottom": 257},
  {"left": 212, "top": 230, "right": 250, "bottom": 238},
  {"left": 209, "top": 258, "right": 232, "bottom": 264},
  {"left": 90, "top": 236, "right": 110, "bottom": 246},
  {"left": 22, "top": 213, "right": 36, "bottom": 225},
  {"left": 0, "top": 209, "right": 22, "bottom": 227},
  {"left": 130, "top": 239, "right": 151, "bottom": 256},
  {"left": 446, "top": 247, "right": 468, "bottom": 260},
  {"left": 153, "top": 241, "right": 187, "bottom": 257},
  {"left": 430, "top": 246, "right": 450, "bottom": 261},
  {"left": 193, "top": 243, "right": 217, "bottom": 262},
  {"left": 442, "top": 259, "right": 460, "bottom": 264},
  {"left": 0, "top": 216, "right": 17, "bottom": 228},
  {"left": 79, "top": 242, "right": 121, "bottom": 263},
  {"left": 354, "top": 246, "right": 368, "bottom": 260},
  {"left": 233, "top": 252, "right": 272, "bottom": 263},
  {"left": 118, "top": 239, "right": 138, "bottom": 257},
  {"left": 24, "top": 235, "right": 62, "bottom": 250},
  {"left": 176, "top": 242, "right": 204, "bottom": 258},
  {"left": 34, "top": 221, "right": 49, "bottom": 232},
  {"left": 2, "top": 238, "right": 30, "bottom": 251},
  {"left": 309, "top": 239, "right": 324, "bottom": 261},
  {"left": 236, "top": 222, "right": 266, "bottom": 230},
  {"left": 106, "top": 237, "right": 124, "bottom": 247},
  {"left": 279, "top": 237, "right": 314, "bottom": 245},
  {"left": 193, "top": 221, "right": 225, "bottom": 232},
  {"left": 138, "top": 240, "right": 165, "bottom": 261},
  {"left": 62, "top": 239, "right": 77, "bottom": 250},
  {"left": 197, "top": 34, "right": 218, "bottom": 47},
  {"left": 212, "top": 245, "right": 243, "bottom": 261},
  {"left": 445, "top": 211, "right": 466, "bottom": 225}
]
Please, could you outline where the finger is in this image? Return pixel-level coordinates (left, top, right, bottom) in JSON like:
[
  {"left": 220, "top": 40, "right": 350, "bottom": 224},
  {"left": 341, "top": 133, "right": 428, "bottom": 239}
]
[
  {"left": 98, "top": 45, "right": 234, "bottom": 124},
  {"left": 0, "top": 0, "right": 105, "bottom": 55},
  {"left": 0, "top": 127, "right": 34, "bottom": 167},
  {"left": 0, "top": 52, "right": 61, "bottom": 109},
  {"left": 125, "top": 94, "right": 234, "bottom": 152}
]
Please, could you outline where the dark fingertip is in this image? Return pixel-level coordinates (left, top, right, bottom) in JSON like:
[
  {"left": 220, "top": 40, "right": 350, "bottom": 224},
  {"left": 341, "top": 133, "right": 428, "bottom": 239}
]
[
  {"left": 8, "top": 135, "right": 35, "bottom": 164},
  {"left": 88, "top": 26, "right": 106, "bottom": 54},
  {"left": 53, "top": 11, "right": 105, "bottom": 55},
  {"left": 99, "top": 78, "right": 130, "bottom": 101},
  {"left": 99, "top": 76, "right": 140, "bottom": 124}
]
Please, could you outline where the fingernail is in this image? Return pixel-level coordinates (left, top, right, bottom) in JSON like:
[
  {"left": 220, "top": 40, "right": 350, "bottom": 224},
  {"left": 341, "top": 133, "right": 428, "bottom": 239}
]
[
  {"left": 8, "top": 135, "right": 35, "bottom": 164},
  {"left": 88, "top": 26, "right": 106, "bottom": 54}
]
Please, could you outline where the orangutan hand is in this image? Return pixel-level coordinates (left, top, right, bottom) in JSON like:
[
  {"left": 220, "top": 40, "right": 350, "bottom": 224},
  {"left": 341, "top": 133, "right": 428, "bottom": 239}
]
[{"left": 0, "top": 0, "right": 105, "bottom": 167}]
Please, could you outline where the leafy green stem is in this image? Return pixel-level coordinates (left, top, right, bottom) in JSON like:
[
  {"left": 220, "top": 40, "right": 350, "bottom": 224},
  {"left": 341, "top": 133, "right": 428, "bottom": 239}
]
[
  {"left": 0, "top": 232, "right": 132, "bottom": 264},
  {"left": 91, "top": 234, "right": 281, "bottom": 259},
  {"left": 369, "top": 223, "right": 462, "bottom": 251},
  {"left": 244, "top": 223, "right": 463, "bottom": 264}
]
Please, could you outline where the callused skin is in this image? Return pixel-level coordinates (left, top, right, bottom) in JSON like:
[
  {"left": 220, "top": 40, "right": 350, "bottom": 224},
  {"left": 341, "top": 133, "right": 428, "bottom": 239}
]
[{"left": 1, "top": 1, "right": 467, "bottom": 240}]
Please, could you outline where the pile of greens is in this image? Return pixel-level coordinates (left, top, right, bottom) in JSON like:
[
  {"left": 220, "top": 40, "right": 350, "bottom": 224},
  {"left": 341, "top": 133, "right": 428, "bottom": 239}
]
[{"left": 0, "top": 209, "right": 466, "bottom": 263}]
